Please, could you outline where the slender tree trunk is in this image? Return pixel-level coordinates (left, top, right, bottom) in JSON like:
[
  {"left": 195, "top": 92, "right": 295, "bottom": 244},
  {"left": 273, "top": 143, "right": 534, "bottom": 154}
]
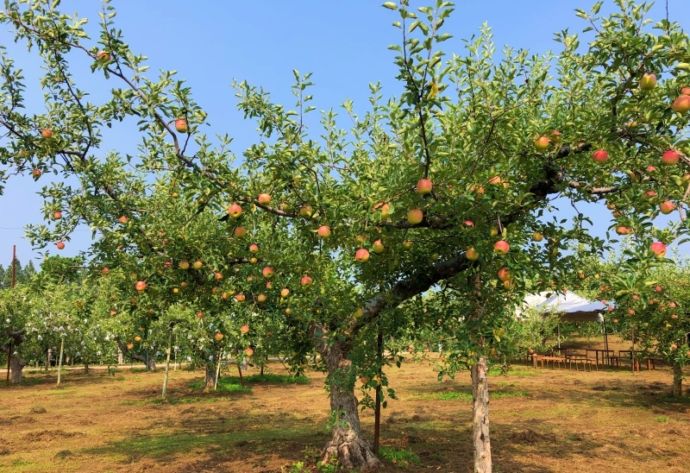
[
  {"left": 144, "top": 350, "right": 156, "bottom": 371},
  {"left": 471, "top": 356, "right": 492, "bottom": 473},
  {"left": 672, "top": 361, "right": 684, "bottom": 397},
  {"left": 236, "top": 362, "right": 244, "bottom": 385},
  {"left": 9, "top": 353, "right": 25, "bottom": 384},
  {"left": 83, "top": 362, "right": 89, "bottom": 374},
  {"left": 260, "top": 363, "right": 264, "bottom": 376},
  {"left": 203, "top": 363, "right": 215, "bottom": 392},
  {"left": 56, "top": 336, "right": 65, "bottom": 387},
  {"left": 214, "top": 350, "right": 223, "bottom": 391},
  {"left": 161, "top": 330, "right": 173, "bottom": 399},
  {"left": 45, "top": 348, "right": 51, "bottom": 372},
  {"left": 320, "top": 341, "right": 381, "bottom": 470}
]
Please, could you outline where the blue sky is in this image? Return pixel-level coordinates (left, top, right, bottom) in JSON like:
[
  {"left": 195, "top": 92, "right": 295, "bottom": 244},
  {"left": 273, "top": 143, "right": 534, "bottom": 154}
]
[{"left": 1, "top": 0, "right": 689, "bottom": 266}]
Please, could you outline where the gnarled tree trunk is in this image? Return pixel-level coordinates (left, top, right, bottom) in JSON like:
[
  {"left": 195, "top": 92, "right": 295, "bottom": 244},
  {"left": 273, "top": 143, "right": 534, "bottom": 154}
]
[
  {"left": 117, "top": 341, "right": 156, "bottom": 371},
  {"left": 320, "top": 341, "right": 381, "bottom": 471},
  {"left": 471, "top": 356, "right": 492, "bottom": 473},
  {"left": 672, "top": 361, "right": 684, "bottom": 397},
  {"left": 203, "top": 363, "right": 215, "bottom": 392},
  {"left": 9, "top": 353, "right": 25, "bottom": 384}
]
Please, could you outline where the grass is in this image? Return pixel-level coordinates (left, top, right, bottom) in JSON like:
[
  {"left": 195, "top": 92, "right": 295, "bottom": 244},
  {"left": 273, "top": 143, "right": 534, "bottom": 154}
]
[
  {"left": 187, "top": 373, "right": 308, "bottom": 393},
  {"left": 415, "top": 388, "right": 529, "bottom": 401},
  {"left": 379, "top": 446, "right": 420, "bottom": 467},
  {"left": 489, "top": 366, "right": 539, "bottom": 377}
]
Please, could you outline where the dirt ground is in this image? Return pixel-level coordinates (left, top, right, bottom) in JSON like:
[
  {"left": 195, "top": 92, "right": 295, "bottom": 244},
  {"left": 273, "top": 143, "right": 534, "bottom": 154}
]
[{"left": 0, "top": 356, "right": 688, "bottom": 473}]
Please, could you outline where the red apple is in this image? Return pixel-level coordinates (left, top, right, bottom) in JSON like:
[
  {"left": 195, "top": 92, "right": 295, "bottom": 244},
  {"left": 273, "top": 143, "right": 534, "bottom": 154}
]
[
  {"left": 256, "top": 293, "right": 267, "bottom": 303},
  {"left": 661, "top": 149, "right": 681, "bottom": 165},
  {"left": 534, "top": 135, "right": 551, "bottom": 151},
  {"left": 463, "top": 219, "right": 475, "bottom": 228},
  {"left": 214, "top": 332, "right": 224, "bottom": 342},
  {"left": 659, "top": 200, "right": 677, "bottom": 214},
  {"left": 592, "top": 149, "right": 609, "bottom": 163},
  {"left": 53, "top": 210, "right": 62, "bottom": 220},
  {"left": 317, "top": 225, "right": 331, "bottom": 238},
  {"left": 372, "top": 239, "right": 385, "bottom": 254},
  {"left": 234, "top": 226, "right": 247, "bottom": 237},
  {"left": 249, "top": 243, "right": 259, "bottom": 253},
  {"left": 135, "top": 280, "right": 147, "bottom": 292},
  {"left": 257, "top": 193, "right": 272, "bottom": 205},
  {"left": 101, "top": 266, "right": 110, "bottom": 275},
  {"left": 650, "top": 241, "right": 666, "bottom": 258},
  {"left": 235, "top": 293, "right": 246, "bottom": 302},
  {"left": 639, "top": 73, "right": 657, "bottom": 90},
  {"left": 407, "top": 208, "right": 424, "bottom": 225},
  {"left": 681, "top": 87, "right": 690, "bottom": 95},
  {"left": 40, "top": 128, "right": 53, "bottom": 139},
  {"left": 96, "top": 50, "right": 111, "bottom": 62},
  {"left": 244, "top": 347, "right": 254, "bottom": 357},
  {"left": 300, "top": 274, "right": 313, "bottom": 286},
  {"left": 671, "top": 95, "right": 690, "bottom": 113},
  {"left": 174, "top": 117, "right": 188, "bottom": 133},
  {"left": 240, "top": 324, "right": 250, "bottom": 334},
  {"left": 416, "top": 178, "right": 433, "bottom": 195},
  {"left": 262, "top": 266, "right": 274, "bottom": 278},
  {"left": 32, "top": 168, "right": 42, "bottom": 178},
  {"left": 195, "top": 311, "right": 204, "bottom": 319},
  {"left": 497, "top": 267, "right": 511, "bottom": 282},
  {"left": 118, "top": 215, "right": 129, "bottom": 224},
  {"left": 355, "top": 248, "right": 370, "bottom": 262},
  {"left": 214, "top": 271, "right": 223, "bottom": 281},
  {"left": 615, "top": 226, "right": 633, "bottom": 235},
  {"left": 488, "top": 175, "right": 503, "bottom": 186},
  {"left": 644, "top": 189, "right": 658, "bottom": 199},
  {"left": 493, "top": 240, "right": 510, "bottom": 254},
  {"left": 645, "top": 165, "right": 657, "bottom": 173},
  {"left": 227, "top": 202, "right": 243, "bottom": 218},
  {"left": 550, "top": 130, "right": 562, "bottom": 143},
  {"left": 56, "top": 241, "right": 65, "bottom": 250}
]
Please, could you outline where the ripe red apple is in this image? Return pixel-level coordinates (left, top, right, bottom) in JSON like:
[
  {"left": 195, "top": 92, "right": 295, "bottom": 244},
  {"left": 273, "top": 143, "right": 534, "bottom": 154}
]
[
  {"left": 280, "top": 288, "right": 290, "bottom": 298},
  {"left": 416, "top": 178, "right": 433, "bottom": 195},
  {"left": 135, "top": 280, "right": 147, "bottom": 292},
  {"left": 650, "top": 241, "right": 666, "bottom": 258},
  {"left": 192, "top": 259, "right": 203, "bottom": 270},
  {"left": 659, "top": 200, "right": 677, "bottom": 214},
  {"left": 645, "top": 165, "right": 657, "bottom": 173},
  {"left": 407, "top": 208, "right": 424, "bottom": 225},
  {"left": 53, "top": 210, "right": 62, "bottom": 220},
  {"left": 244, "top": 347, "right": 254, "bottom": 357},
  {"left": 355, "top": 248, "right": 370, "bottom": 262},
  {"left": 262, "top": 266, "right": 274, "bottom": 278},
  {"left": 639, "top": 73, "right": 657, "bottom": 90},
  {"left": 493, "top": 240, "right": 510, "bottom": 254},
  {"left": 214, "top": 332, "right": 224, "bottom": 342},
  {"left": 592, "top": 149, "right": 609, "bottom": 163},
  {"left": 40, "top": 128, "right": 53, "bottom": 139},
  {"left": 470, "top": 184, "right": 485, "bottom": 196},
  {"left": 497, "top": 267, "right": 511, "bottom": 282},
  {"left": 402, "top": 239, "right": 413, "bottom": 249},
  {"left": 118, "top": 215, "right": 129, "bottom": 224},
  {"left": 300, "top": 274, "right": 313, "bottom": 286},
  {"left": 317, "top": 225, "right": 331, "bottom": 238},
  {"left": 257, "top": 193, "right": 272, "bottom": 205},
  {"left": 615, "top": 226, "right": 633, "bottom": 235},
  {"left": 463, "top": 219, "right": 475, "bottom": 228},
  {"left": 376, "top": 202, "right": 391, "bottom": 217},
  {"left": 626, "top": 308, "right": 635, "bottom": 316},
  {"left": 227, "top": 202, "right": 243, "bottom": 218},
  {"left": 56, "top": 241, "right": 65, "bottom": 250},
  {"left": 96, "top": 50, "right": 111, "bottom": 62},
  {"left": 372, "top": 239, "right": 385, "bottom": 254},
  {"left": 174, "top": 117, "right": 188, "bottom": 133},
  {"left": 179, "top": 260, "right": 190, "bottom": 270},
  {"left": 681, "top": 87, "right": 690, "bottom": 95},
  {"left": 249, "top": 243, "right": 259, "bottom": 253},
  {"left": 299, "top": 205, "right": 313, "bottom": 217},
  {"left": 661, "top": 149, "right": 681, "bottom": 165},
  {"left": 214, "top": 271, "right": 223, "bottom": 281},
  {"left": 534, "top": 135, "right": 551, "bottom": 151},
  {"left": 671, "top": 95, "right": 690, "bottom": 113},
  {"left": 195, "top": 310, "right": 204, "bottom": 319},
  {"left": 101, "top": 266, "right": 110, "bottom": 275},
  {"left": 644, "top": 189, "right": 658, "bottom": 199},
  {"left": 32, "top": 168, "right": 42, "bottom": 178},
  {"left": 465, "top": 247, "right": 479, "bottom": 261},
  {"left": 265, "top": 281, "right": 273, "bottom": 289},
  {"left": 235, "top": 293, "right": 246, "bottom": 302}
]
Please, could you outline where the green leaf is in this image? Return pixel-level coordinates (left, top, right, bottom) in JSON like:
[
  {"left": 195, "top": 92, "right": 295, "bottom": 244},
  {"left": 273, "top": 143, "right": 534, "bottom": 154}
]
[{"left": 382, "top": 2, "right": 398, "bottom": 10}]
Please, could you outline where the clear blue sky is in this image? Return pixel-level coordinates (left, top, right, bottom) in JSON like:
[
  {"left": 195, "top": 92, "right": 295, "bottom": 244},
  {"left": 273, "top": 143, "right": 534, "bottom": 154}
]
[{"left": 1, "top": 1, "right": 689, "bottom": 266}]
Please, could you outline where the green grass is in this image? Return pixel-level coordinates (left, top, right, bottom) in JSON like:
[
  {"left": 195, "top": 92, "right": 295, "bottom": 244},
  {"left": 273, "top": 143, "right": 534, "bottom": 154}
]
[
  {"left": 186, "top": 379, "right": 252, "bottom": 394},
  {"left": 654, "top": 415, "right": 670, "bottom": 423},
  {"left": 224, "top": 373, "right": 310, "bottom": 385},
  {"left": 415, "top": 388, "right": 529, "bottom": 401},
  {"left": 379, "top": 446, "right": 420, "bottom": 467},
  {"left": 489, "top": 366, "right": 539, "bottom": 377}
]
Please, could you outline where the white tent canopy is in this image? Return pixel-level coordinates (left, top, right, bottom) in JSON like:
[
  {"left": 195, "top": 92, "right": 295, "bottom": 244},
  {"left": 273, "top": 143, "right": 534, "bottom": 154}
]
[{"left": 520, "top": 290, "right": 611, "bottom": 323}]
